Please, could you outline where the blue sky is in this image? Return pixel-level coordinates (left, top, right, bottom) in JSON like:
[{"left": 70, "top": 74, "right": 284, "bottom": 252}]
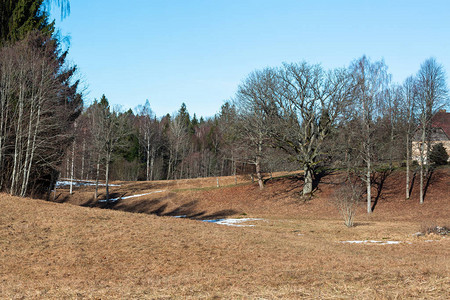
[{"left": 51, "top": 0, "right": 450, "bottom": 118}]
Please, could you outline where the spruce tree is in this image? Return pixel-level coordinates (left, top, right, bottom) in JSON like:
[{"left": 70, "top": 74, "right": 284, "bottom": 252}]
[{"left": 0, "top": 0, "right": 55, "bottom": 45}]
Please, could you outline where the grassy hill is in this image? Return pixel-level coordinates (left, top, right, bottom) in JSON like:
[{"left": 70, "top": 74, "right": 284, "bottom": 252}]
[{"left": 1, "top": 168, "right": 449, "bottom": 299}]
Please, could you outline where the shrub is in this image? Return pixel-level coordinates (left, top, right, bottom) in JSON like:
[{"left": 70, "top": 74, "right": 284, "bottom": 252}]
[
  {"left": 332, "top": 181, "right": 364, "bottom": 227},
  {"left": 429, "top": 143, "right": 449, "bottom": 165}
]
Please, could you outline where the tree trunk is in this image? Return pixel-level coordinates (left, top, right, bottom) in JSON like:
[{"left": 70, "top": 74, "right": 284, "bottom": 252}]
[
  {"left": 419, "top": 126, "right": 426, "bottom": 204},
  {"left": 22, "top": 104, "right": 41, "bottom": 197},
  {"left": 366, "top": 160, "right": 372, "bottom": 213},
  {"left": 10, "top": 84, "right": 24, "bottom": 195},
  {"left": 150, "top": 148, "right": 155, "bottom": 181},
  {"left": 406, "top": 134, "right": 410, "bottom": 200},
  {"left": 146, "top": 136, "right": 150, "bottom": 181},
  {"left": 20, "top": 98, "right": 35, "bottom": 197},
  {"left": 167, "top": 150, "right": 172, "bottom": 180},
  {"left": 256, "top": 139, "right": 264, "bottom": 190},
  {"left": 94, "top": 153, "right": 100, "bottom": 200},
  {"left": 66, "top": 154, "right": 70, "bottom": 178},
  {"left": 303, "top": 166, "right": 313, "bottom": 196},
  {"left": 81, "top": 139, "right": 86, "bottom": 180},
  {"left": 0, "top": 72, "right": 10, "bottom": 190},
  {"left": 105, "top": 152, "right": 110, "bottom": 202},
  {"left": 69, "top": 138, "right": 75, "bottom": 194},
  {"left": 389, "top": 117, "right": 394, "bottom": 170}
]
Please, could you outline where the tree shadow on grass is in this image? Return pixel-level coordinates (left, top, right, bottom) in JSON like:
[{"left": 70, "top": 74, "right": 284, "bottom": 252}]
[
  {"left": 312, "top": 169, "right": 336, "bottom": 192},
  {"left": 51, "top": 193, "right": 69, "bottom": 203},
  {"left": 352, "top": 222, "right": 372, "bottom": 227},
  {"left": 409, "top": 170, "right": 417, "bottom": 198},
  {"left": 97, "top": 196, "right": 238, "bottom": 220},
  {"left": 371, "top": 169, "right": 392, "bottom": 212},
  {"left": 423, "top": 168, "right": 435, "bottom": 201}
]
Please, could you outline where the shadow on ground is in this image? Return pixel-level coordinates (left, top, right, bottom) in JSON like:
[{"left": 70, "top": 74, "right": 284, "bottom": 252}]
[
  {"left": 103, "top": 197, "right": 238, "bottom": 220},
  {"left": 52, "top": 191, "right": 238, "bottom": 220}
]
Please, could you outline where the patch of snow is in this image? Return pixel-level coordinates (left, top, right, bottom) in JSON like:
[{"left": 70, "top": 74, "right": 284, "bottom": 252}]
[
  {"left": 174, "top": 215, "right": 187, "bottom": 218},
  {"left": 98, "top": 190, "right": 166, "bottom": 202},
  {"left": 340, "top": 240, "right": 401, "bottom": 245},
  {"left": 202, "top": 218, "right": 263, "bottom": 227},
  {"left": 381, "top": 241, "right": 402, "bottom": 245},
  {"left": 56, "top": 180, "right": 120, "bottom": 187}
]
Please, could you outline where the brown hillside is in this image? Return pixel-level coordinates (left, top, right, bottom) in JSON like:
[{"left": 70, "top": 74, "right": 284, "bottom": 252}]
[
  {"left": 54, "top": 168, "right": 449, "bottom": 223},
  {"left": 1, "top": 168, "right": 449, "bottom": 298}
]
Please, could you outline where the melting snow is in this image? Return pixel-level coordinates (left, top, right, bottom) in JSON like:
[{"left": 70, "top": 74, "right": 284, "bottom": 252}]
[
  {"left": 56, "top": 180, "right": 121, "bottom": 187},
  {"left": 98, "top": 190, "right": 166, "bottom": 202},
  {"left": 202, "top": 218, "right": 263, "bottom": 227},
  {"left": 340, "top": 240, "right": 402, "bottom": 245}
]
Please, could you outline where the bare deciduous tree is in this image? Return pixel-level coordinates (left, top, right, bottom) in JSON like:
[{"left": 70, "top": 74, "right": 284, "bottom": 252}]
[
  {"left": 136, "top": 99, "right": 156, "bottom": 181},
  {"left": 350, "top": 56, "right": 390, "bottom": 213},
  {"left": 402, "top": 76, "right": 418, "bottom": 200},
  {"left": 257, "top": 63, "right": 353, "bottom": 196},
  {"left": 236, "top": 69, "right": 277, "bottom": 189},
  {"left": 416, "top": 58, "right": 448, "bottom": 204}
]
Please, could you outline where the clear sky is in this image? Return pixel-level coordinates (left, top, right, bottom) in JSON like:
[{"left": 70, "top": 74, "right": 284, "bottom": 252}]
[{"left": 51, "top": 0, "right": 450, "bottom": 118}]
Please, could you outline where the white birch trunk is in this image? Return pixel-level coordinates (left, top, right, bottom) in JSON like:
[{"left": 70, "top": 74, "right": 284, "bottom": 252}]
[
  {"left": 95, "top": 153, "right": 100, "bottom": 200},
  {"left": 69, "top": 138, "right": 75, "bottom": 194},
  {"left": 406, "top": 133, "right": 410, "bottom": 200}
]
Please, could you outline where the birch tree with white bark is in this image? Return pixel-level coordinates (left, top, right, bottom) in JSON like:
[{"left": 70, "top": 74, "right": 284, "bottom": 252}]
[
  {"left": 416, "top": 58, "right": 448, "bottom": 204},
  {"left": 350, "top": 56, "right": 390, "bottom": 213}
]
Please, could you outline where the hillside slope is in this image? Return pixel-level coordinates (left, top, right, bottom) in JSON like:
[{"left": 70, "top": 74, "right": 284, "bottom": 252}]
[
  {"left": 1, "top": 168, "right": 449, "bottom": 299},
  {"left": 55, "top": 168, "right": 449, "bottom": 223}
]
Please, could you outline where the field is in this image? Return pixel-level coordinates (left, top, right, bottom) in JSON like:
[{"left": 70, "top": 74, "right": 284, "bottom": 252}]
[{"left": 1, "top": 168, "right": 449, "bottom": 299}]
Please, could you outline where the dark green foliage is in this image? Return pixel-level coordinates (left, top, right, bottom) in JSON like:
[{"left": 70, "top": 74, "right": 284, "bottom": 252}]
[
  {"left": 178, "top": 102, "right": 191, "bottom": 131},
  {"left": 0, "top": 0, "right": 55, "bottom": 45},
  {"left": 429, "top": 143, "right": 449, "bottom": 165},
  {"left": 189, "top": 113, "right": 198, "bottom": 135}
]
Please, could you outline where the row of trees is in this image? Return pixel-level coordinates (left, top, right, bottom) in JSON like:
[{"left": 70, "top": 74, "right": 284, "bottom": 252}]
[
  {"left": 238, "top": 57, "right": 447, "bottom": 207},
  {"left": 61, "top": 56, "right": 447, "bottom": 207},
  {"left": 60, "top": 97, "right": 294, "bottom": 200},
  {"left": 0, "top": 0, "right": 81, "bottom": 197},
  {"left": 235, "top": 57, "right": 447, "bottom": 211}
]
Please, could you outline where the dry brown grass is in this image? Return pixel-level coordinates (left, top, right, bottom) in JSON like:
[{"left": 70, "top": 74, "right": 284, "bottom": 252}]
[{"left": 1, "top": 168, "right": 449, "bottom": 299}]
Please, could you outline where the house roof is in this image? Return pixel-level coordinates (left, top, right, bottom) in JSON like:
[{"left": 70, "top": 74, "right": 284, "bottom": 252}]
[{"left": 432, "top": 110, "right": 450, "bottom": 139}]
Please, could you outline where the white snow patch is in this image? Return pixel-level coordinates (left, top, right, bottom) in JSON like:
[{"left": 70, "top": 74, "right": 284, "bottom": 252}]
[
  {"left": 203, "top": 218, "right": 263, "bottom": 227},
  {"left": 340, "top": 240, "right": 402, "bottom": 245},
  {"left": 56, "top": 180, "right": 120, "bottom": 187},
  {"left": 98, "top": 190, "right": 166, "bottom": 202},
  {"left": 174, "top": 215, "right": 187, "bottom": 218}
]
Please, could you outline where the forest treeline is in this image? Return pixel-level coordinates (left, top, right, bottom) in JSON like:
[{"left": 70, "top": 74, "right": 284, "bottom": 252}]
[
  {"left": 63, "top": 56, "right": 447, "bottom": 210},
  {"left": 0, "top": 0, "right": 448, "bottom": 209}
]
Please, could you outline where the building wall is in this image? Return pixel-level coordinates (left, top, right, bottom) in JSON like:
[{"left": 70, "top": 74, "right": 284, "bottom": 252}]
[
  {"left": 412, "top": 140, "right": 450, "bottom": 163},
  {"left": 412, "top": 128, "right": 450, "bottom": 164}
]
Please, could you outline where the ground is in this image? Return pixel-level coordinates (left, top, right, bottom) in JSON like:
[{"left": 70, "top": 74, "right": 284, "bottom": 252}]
[{"left": 0, "top": 168, "right": 449, "bottom": 299}]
